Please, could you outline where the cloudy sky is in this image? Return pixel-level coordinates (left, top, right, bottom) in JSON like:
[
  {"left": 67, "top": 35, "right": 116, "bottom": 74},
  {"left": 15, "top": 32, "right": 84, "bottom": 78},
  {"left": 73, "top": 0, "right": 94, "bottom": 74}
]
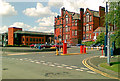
[{"left": 0, "top": 0, "right": 105, "bottom": 34}]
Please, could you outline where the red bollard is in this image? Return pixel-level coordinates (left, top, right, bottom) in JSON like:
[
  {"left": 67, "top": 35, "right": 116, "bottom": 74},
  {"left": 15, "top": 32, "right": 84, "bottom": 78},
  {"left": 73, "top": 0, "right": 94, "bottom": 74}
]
[
  {"left": 80, "top": 45, "right": 83, "bottom": 53},
  {"left": 102, "top": 46, "right": 103, "bottom": 56},
  {"left": 63, "top": 42, "right": 67, "bottom": 54},
  {"left": 84, "top": 45, "right": 86, "bottom": 53}
]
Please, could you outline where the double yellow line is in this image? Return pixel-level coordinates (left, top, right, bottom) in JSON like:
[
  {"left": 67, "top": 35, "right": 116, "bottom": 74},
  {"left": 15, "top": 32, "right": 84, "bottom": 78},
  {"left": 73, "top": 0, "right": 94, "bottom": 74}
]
[{"left": 82, "top": 56, "right": 120, "bottom": 79}]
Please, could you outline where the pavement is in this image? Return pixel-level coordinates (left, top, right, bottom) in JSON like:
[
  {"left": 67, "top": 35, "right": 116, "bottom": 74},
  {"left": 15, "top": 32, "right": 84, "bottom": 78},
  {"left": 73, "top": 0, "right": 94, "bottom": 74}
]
[
  {"left": 1, "top": 47, "right": 119, "bottom": 80},
  {"left": 82, "top": 55, "right": 120, "bottom": 80}
]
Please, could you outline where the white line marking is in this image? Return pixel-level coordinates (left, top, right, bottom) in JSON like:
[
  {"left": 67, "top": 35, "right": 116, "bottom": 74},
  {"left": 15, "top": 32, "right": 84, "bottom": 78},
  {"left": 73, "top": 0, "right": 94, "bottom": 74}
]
[
  {"left": 20, "top": 59, "right": 23, "bottom": 61},
  {"left": 81, "top": 67, "right": 89, "bottom": 70},
  {"left": 70, "top": 66, "right": 78, "bottom": 68},
  {"left": 87, "top": 71, "right": 96, "bottom": 74},
  {"left": 40, "top": 61, "right": 45, "bottom": 62},
  {"left": 49, "top": 64, "right": 55, "bottom": 67},
  {"left": 75, "top": 69, "right": 83, "bottom": 71},
  {"left": 62, "top": 64, "right": 68, "bottom": 66},
  {"left": 30, "top": 61, "right": 34, "bottom": 62},
  {"left": 35, "top": 62, "right": 40, "bottom": 64},
  {"left": 54, "top": 63, "right": 60, "bottom": 65},
  {"left": 43, "top": 63, "right": 48, "bottom": 65},
  {"left": 66, "top": 67, "right": 73, "bottom": 69},
  {"left": 57, "top": 66, "right": 63, "bottom": 68}
]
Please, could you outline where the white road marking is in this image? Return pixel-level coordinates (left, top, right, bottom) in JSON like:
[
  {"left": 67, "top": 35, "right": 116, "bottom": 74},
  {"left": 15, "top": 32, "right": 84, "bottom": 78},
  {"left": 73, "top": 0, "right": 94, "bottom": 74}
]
[
  {"left": 70, "top": 66, "right": 78, "bottom": 68},
  {"left": 81, "top": 67, "right": 89, "bottom": 70},
  {"left": 66, "top": 67, "right": 73, "bottom": 69},
  {"left": 62, "top": 64, "right": 68, "bottom": 66},
  {"left": 54, "top": 63, "right": 60, "bottom": 65},
  {"left": 43, "top": 63, "right": 48, "bottom": 65},
  {"left": 35, "top": 62, "right": 40, "bottom": 64},
  {"left": 87, "top": 71, "right": 96, "bottom": 74},
  {"left": 49, "top": 64, "right": 55, "bottom": 67},
  {"left": 75, "top": 69, "right": 83, "bottom": 71},
  {"left": 57, "top": 66, "right": 63, "bottom": 68},
  {"left": 30, "top": 61, "right": 34, "bottom": 62},
  {"left": 20, "top": 59, "right": 23, "bottom": 61}
]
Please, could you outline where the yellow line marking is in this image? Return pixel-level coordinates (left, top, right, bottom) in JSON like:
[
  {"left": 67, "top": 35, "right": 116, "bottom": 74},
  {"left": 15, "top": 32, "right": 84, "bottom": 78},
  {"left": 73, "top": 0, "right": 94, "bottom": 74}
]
[{"left": 82, "top": 56, "right": 120, "bottom": 79}]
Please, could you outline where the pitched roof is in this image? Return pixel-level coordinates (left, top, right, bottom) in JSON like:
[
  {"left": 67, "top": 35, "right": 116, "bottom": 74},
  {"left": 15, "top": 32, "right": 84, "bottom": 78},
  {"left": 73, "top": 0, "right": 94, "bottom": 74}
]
[{"left": 89, "top": 9, "right": 99, "bottom": 17}]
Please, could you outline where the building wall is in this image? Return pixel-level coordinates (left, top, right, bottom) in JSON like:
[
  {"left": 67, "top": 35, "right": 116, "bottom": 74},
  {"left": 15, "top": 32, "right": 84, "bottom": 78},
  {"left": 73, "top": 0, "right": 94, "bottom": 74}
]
[
  {"left": 83, "top": 6, "right": 105, "bottom": 42},
  {"left": 21, "top": 36, "right": 45, "bottom": 45},
  {"left": 8, "top": 27, "right": 22, "bottom": 45},
  {"left": 54, "top": 8, "right": 84, "bottom": 45}
]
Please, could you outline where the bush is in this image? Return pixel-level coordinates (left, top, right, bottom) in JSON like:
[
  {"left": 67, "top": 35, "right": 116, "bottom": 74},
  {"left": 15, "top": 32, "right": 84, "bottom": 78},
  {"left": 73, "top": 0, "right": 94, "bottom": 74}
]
[{"left": 82, "top": 41, "right": 95, "bottom": 46}]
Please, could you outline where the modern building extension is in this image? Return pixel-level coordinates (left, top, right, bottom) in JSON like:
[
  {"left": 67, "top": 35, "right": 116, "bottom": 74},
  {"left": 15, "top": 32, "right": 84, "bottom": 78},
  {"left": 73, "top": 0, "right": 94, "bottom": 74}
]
[{"left": 2, "top": 27, "right": 54, "bottom": 46}]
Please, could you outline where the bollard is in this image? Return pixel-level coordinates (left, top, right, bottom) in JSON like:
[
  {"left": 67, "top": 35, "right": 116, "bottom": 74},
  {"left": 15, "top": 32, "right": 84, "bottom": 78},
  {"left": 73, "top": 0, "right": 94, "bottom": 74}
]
[
  {"left": 91, "top": 47, "right": 93, "bottom": 50},
  {"left": 61, "top": 48, "right": 63, "bottom": 52},
  {"left": 63, "top": 42, "right": 67, "bottom": 54},
  {"left": 84, "top": 45, "right": 86, "bottom": 53},
  {"left": 97, "top": 46, "right": 99, "bottom": 50},
  {"left": 56, "top": 49, "right": 59, "bottom": 56},
  {"left": 86, "top": 47, "right": 88, "bottom": 50},
  {"left": 80, "top": 45, "right": 83, "bottom": 53},
  {"left": 102, "top": 46, "right": 103, "bottom": 56}
]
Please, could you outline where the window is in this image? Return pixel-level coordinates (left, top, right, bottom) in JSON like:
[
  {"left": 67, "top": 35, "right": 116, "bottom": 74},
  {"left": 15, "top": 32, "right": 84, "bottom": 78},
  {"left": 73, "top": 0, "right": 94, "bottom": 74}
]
[
  {"left": 72, "top": 31, "right": 74, "bottom": 36},
  {"left": 42, "top": 39, "right": 44, "bottom": 42},
  {"left": 86, "top": 13, "right": 89, "bottom": 22},
  {"left": 30, "top": 38, "right": 32, "bottom": 41},
  {"left": 66, "top": 35, "right": 68, "bottom": 39},
  {"left": 90, "top": 25, "right": 92, "bottom": 31},
  {"left": 86, "top": 24, "right": 89, "bottom": 31},
  {"left": 75, "top": 30, "right": 77, "bottom": 36},
  {"left": 26, "top": 38, "right": 28, "bottom": 41},
  {"left": 86, "top": 34, "right": 89, "bottom": 39},
  {"left": 66, "top": 27, "right": 68, "bottom": 32},
  {"left": 68, "top": 27, "right": 70, "bottom": 31},
  {"left": 90, "top": 16, "right": 92, "bottom": 21},
  {"left": 75, "top": 20, "right": 77, "bottom": 26},
  {"left": 39, "top": 38, "right": 41, "bottom": 42},
  {"left": 90, "top": 34, "right": 91, "bottom": 39},
  {"left": 33, "top": 38, "right": 35, "bottom": 42},
  {"left": 83, "top": 34, "right": 85, "bottom": 40},
  {"left": 23, "top": 38, "right": 24, "bottom": 41},
  {"left": 36, "top": 38, "right": 38, "bottom": 42},
  {"left": 66, "top": 15, "right": 68, "bottom": 24}
]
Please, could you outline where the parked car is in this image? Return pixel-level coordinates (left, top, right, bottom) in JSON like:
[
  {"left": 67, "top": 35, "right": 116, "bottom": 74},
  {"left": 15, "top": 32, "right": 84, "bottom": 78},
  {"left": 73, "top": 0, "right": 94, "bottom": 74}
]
[
  {"left": 52, "top": 43, "right": 71, "bottom": 48},
  {"left": 40, "top": 44, "right": 52, "bottom": 48},
  {"left": 34, "top": 44, "right": 44, "bottom": 48},
  {"left": 76, "top": 44, "right": 84, "bottom": 46},
  {"left": 30, "top": 44, "right": 34, "bottom": 48}
]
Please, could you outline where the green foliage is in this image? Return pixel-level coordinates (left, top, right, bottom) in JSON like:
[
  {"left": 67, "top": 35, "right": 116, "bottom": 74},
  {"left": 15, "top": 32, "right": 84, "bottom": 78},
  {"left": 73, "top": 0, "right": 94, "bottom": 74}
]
[
  {"left": 95, "top": 32, "right": 105, "bottom": 45},
  {"left": 82, "top": 41, "right": 95, "bottom": 46},
  {"left": 105, "top": 1, "right": 120, "bottom": 48}
]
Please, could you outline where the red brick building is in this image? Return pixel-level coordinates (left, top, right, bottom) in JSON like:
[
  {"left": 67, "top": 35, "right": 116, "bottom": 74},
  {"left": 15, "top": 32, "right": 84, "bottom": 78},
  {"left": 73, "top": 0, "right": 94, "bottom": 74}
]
[
  {"left": 83, "top": 6, "right": 105, "bottom": 42},
  {"left": 54, "top": 7, "right": 84, "bottom": 45},
  {"left": 8, "top": 27, "right": 54, "bottom": 45}
]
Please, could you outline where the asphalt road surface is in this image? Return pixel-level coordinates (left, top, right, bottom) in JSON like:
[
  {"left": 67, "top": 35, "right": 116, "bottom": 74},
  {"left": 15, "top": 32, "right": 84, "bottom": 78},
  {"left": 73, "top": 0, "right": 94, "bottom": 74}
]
[{"left": 1, "top": 47, "right": 110, "bottom": 79}]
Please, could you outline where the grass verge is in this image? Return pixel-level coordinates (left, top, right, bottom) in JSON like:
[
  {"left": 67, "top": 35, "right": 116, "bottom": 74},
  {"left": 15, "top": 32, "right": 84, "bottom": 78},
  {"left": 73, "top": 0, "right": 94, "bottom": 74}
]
[{"left": 100, "top": 62, "right": 120, "bottom": 73}]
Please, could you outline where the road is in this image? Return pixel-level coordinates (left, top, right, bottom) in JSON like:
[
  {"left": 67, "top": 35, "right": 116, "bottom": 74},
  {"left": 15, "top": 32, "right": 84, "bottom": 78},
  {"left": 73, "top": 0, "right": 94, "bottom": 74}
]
[{"left": 1, "top": 47, "right": 110, "bottom": 79}]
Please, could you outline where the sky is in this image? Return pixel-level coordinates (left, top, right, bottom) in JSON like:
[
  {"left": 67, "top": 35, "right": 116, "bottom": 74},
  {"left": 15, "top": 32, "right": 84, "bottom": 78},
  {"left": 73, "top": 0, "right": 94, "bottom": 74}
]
[{"left": 0, "top": 0, "right": 106, "bottom": 34}]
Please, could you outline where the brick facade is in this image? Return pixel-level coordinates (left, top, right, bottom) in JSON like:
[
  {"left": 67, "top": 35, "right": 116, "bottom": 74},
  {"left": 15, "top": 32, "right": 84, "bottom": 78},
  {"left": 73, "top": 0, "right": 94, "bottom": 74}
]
[
  {"left": 83, "top": 6, "right": 105, "bottom": 42},
  {"left": 8, "top": 27, "right": 22, "bottom": 45},
  {"left": 8, "top": 27, "right": 53, "bottom": 45},
  {"left": 54, "top": 7, "right": 84, "bottom": 45}
]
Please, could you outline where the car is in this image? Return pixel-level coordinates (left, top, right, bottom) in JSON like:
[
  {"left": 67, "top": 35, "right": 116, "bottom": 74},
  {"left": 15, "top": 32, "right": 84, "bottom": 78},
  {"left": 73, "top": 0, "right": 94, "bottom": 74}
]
[
  {"left": 34, "top": 44, "right": 44, "bottom": 48},
  {"left": 30, "top": 44, "right": 34, "bottom": 48},
  {"left": 52, "top": 43, "right": 71, "bottom": 48},
  {"left": 76, "top": 44, "right": 84, "bottom": 46},
  {"left": 40, "top": 44, "right": 52, "bottom": 48},
  {"left": 90, "top": 43, "right": 101, "bottom": 47}
]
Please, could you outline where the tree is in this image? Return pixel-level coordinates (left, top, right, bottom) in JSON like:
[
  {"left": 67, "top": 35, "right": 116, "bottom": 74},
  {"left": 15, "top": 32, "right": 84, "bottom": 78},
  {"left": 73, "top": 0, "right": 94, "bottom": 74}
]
[
  {"left": 106, "top": 1, "right": 120, "bottom": 48},
  {"left": 96, "top": 32, "right": 105, "bottom": 44}
]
